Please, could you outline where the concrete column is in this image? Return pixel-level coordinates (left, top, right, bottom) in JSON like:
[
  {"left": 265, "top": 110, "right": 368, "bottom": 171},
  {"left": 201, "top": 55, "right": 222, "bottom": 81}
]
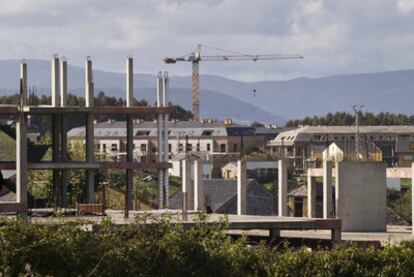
[
  {"left": 323, "top": 160, "right": 333, "bottom": 219},
  {"left": 194, "top": 160, "right": 204, "bottom": 210},
  {"left": 51, "top": 55, "right": 60, "bottom": 107},
  {"left": 20, "top": 61, "right": 27, "bottom": 106},
  {"left": 60, "top": 58, "right": 67, "bottom": 107},
  {"left": 51, "top": 55, "right": 61, "bottom": 209},
  {"left": 307, "top": 168, "right": 317, "bottom": 218},
  {"left": 335, "top": 161, "right": 340, "bottom": 219},
  {"left": 182, "top": 159, "right": 192, "bottom": 211},
  {"left": 412, "top": 163, "right": 414, "bottom": 235},
  {"left": 162, "top": 71, "right": 170, "bottom": 206},
  {"left": 16, "top": 115, "right": 28, "bottom": 220},
  {"left": 85, "top": 57, "right": 95, "bottom": 202},
  {"left": 17, "top": 60, "right": 28, "bottom": 220},
  {"left": 237, "top": 160, "right": 247, "bottom": 215},
  {"left": 125, "top": 57, "right": 134, "bottom": 217},
  {"left": 60, "top": 58, "right": 68, "bottom": 208},
  {"left": 126, "top": 57, "right": 134, "bottom": 107},
  {"left": 156, "top": 71, "right": 164, "bottom": 209},
  {"left": 278, "top": 159, "right": 288, "bottom": 216}
]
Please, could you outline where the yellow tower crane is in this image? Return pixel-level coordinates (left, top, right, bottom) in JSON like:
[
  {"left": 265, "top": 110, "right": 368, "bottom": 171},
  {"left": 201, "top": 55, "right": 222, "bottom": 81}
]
[{"left": 164, "top": 44, "right": 303, "bottom": 120}]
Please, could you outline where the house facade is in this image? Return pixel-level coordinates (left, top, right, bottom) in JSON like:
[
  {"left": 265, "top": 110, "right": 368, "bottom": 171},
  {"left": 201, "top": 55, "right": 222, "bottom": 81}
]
[{"left": 268, "top": 125, "right": 414, "bottom": 170}]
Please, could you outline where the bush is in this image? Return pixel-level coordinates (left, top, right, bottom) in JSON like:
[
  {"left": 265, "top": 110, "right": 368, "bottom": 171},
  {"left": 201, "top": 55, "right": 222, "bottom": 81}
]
[{"left": 1, "top": 214, "right": 414, "bottom": 276}]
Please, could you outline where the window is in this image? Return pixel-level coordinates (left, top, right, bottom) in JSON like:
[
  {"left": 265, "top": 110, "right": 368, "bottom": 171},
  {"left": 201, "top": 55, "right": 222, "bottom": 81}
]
[
  {"left": 233, "top": 143, "right": 238, "bottom": 152},
  {"left": 179, "top": 144, "right": 183, "bottom": 152},
  {"left": 220, "top": 144, "right": 226, "bottom": 153},
  {"left": 202, "top": 130, "right": 213, "bottom": 136},
  {"left": 196, "top": 143, "right": 200, "bottom": 151},
  {"left": 111, "top": 144, "right": 117, "bottom": 151},
  {"left": 206, "top": 143, "right": 211, "bottom": 151},
  {"left": 102, "top": 144, "right": 106, "bottom": 153},
  {"left": 168, "top": 144, "right": 172, "bottom": 152},
  {"left": 152, "top": 147, "right": 157, "bottom": 153},
  {"left": 140, "top": 144, "right": 146, "bottom": 151},
  {"left": 186, "top": 143, "right": 192, "bottom": 151}
]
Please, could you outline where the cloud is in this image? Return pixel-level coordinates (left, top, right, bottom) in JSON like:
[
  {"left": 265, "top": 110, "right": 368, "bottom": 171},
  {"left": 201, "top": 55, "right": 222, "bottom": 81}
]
[{"left": 0, "top": 0, "right": 413, "bottom": 81}]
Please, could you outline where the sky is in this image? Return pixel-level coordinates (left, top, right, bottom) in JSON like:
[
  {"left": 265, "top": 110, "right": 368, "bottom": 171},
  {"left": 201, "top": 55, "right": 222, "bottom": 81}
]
[{"left": 0, "top": 0, "right": 414, "bottom": 81}]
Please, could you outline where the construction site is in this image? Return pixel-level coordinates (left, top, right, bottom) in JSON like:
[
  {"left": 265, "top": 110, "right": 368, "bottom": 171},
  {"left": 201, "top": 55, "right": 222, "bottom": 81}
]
[{"left": 0, "top": 48, "right": 413, "bottom": 247}]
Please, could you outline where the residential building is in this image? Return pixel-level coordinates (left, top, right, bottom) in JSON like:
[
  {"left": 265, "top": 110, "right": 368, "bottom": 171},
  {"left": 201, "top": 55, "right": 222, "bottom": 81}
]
[
  {"left": 68, "top": 119, "right": 281, "bottom": 163},
  {"left": 221, "top": 160, "right": 278, "bottom": 180},
  {"left": 268, "top": 125, "right": 414, "bottom": 169}
]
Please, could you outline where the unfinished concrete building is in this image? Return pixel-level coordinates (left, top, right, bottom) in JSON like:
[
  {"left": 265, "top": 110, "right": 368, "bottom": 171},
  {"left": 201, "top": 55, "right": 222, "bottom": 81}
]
[{"left": 0, "top": 56, "right": 172, "bottom": 219}]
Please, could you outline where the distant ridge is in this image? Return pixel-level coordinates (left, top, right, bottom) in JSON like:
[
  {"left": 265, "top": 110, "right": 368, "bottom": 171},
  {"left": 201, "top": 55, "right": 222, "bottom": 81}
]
[{"left": 1, "top": 59, "right": 414, "bottom": 123}]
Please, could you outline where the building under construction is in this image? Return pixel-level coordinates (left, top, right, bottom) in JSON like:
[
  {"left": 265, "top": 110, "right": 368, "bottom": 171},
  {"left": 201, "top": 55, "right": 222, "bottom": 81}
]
[{"left": 0, "top": 56, "right": 172, "bottom": 219}]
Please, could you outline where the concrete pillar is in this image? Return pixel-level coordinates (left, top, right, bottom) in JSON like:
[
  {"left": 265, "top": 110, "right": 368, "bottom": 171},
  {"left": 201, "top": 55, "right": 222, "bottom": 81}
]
[
  {"left": 323, "top": 160, "right": 333, "bottom": 219},
  {"left": 16, "top": 116, "right": 28, "bottom": 220},
  {"left": 125, "top": 57, "right": 134, "bottom": 217},
  {"left": 17, "top": 60, "right": 28, "bottom": 219},
  {"left": 182, "top": 159, "right": 192, "bottom": 211},
  {"left": 51, "top": 55, "right": 60, "bottom": 107},
  {"left": 20, "top": 61, "right": 27, "bottom": 106},
  {"left": 126, "top": 57, "right": 134, "bottom": 107},
  {"left": 237, "top": 160, "right": 247, "bottom": 215},
  {"left": 307, "top": 168, "right": 317, "bottom": 218},
  {"left": 278, "top": 159, "right": 288, "bottom": 216},
  {"left": 162, "top": 71, "right": 170, "bottom": 207},
  {"left": 412, "top": 163, "right": 414, "bottom": 235},
  {"left": 60, "top": 58, "right": 68, "bottom": 208},
  {"left": 60, "top": 58, "right": 67, "bottom": 107},
  {"left": 51, "top": 55, "right": 61, "bottom": 209},
  {"left": 85, "top": 57, "right": 95, "bottom": 202},
  {"left": 194, "top": 160, "right": 204, "bottom": 210},
  {"left": 156, "top": 71, "right": 164, "bottom": 209}
]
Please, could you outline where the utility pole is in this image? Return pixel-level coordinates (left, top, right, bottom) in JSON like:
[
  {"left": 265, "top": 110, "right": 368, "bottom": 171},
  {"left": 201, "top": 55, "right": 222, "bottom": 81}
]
[{"left": 352, "top": 105, "right": 364, "bottom": 160}]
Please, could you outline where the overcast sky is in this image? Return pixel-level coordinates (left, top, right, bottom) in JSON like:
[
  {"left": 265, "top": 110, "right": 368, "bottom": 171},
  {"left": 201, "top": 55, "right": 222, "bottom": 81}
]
[{"left": 1, "top": 0, "right": 414, "bottom": 81}]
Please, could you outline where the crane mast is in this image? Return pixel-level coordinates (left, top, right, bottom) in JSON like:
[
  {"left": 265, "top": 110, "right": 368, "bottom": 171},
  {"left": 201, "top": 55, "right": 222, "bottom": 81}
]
[{"left": 164, "top": 44, "right": 303, "bottom": 120}]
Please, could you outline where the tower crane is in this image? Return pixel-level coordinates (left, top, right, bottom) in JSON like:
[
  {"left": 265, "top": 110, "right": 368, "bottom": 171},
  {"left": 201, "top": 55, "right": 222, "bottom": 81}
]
[{"left": 164, "top": 44, "right": 303, "bottom": 120}]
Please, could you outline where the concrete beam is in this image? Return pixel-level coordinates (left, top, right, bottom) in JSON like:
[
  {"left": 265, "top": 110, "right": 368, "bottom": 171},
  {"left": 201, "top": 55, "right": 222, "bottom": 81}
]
[
  {"left": 323, "top": 160, "right": 333, "bottom": 219},
  {"left": 307, "top": 169, "right": 317, "bottom": 218},
  {"left": 0, "top": 202, "right": 27, "bottom": 213},
  {"left": 278, "top": 159, "right": 288, "bottom": 216},
  {"left": 20, "top": 106, "right": 172, "bottom": 115},
  {"left": 237, "top": 160, "right": 247, "bottom": 215},
  {"left": 0, "top": 161, "right": 172, "bottom": 170},
  {"left": 194, "top": 159, "right": 204, "bottom": 210}
]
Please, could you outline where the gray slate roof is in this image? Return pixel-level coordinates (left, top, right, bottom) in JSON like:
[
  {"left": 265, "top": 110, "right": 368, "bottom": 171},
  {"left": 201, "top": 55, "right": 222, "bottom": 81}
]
[
  {"left": 269, "top": 125, "right": 414, "bottom": 146},
  {"left": 68, "top": 120, "right": 256, "bottom": 138},
  {"left": 169, "top": 179, "right": 276, "bottom": 215}
]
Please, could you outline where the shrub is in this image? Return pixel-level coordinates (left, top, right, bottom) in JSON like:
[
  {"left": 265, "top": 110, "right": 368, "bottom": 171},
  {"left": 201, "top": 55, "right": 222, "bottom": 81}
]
[{"left": 1, "top": 214, "right": 414, "bottom": 276}]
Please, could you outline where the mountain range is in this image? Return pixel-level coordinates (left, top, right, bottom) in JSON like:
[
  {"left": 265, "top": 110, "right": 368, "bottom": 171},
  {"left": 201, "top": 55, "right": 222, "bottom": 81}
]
[{"left": 1, "top": 59, "right": 414, "bottom": 125}]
